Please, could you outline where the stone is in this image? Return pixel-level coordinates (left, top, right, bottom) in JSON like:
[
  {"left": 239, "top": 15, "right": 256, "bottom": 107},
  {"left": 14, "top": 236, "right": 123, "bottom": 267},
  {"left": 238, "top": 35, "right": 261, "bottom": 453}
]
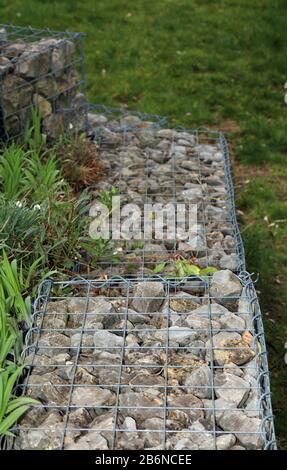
[
  {"left": 37, "top": 332, "right": 70, "bottom": 357},
  {"left": 0, "top": 56, "right": 13, "bottom": 74},
  {"left": 65, "top": 431, "right": 109, "bottom": 450},
  {"left": 187, "top": 302, "right": 230, "bottom": 318},
  {"left": 15, "top": 49, "right": 51, "bottom": 78},
  {"left": 2, "top": 40, "right": 27, "bottom": 58},
  {"left": 218, "top": 312, "right": 246, "bottom": 330},
  {"left": 219, "top": 254, "right": 240, "bottom": 271},
  {"left": 25, "top": 354, "right": 56, "bottom": 375},
  {"left": 67, "top": 296, "right": 117, "bottom": 329},
  {"left": 94, "top": 330, "right": 124, "bottom": 351},
  {"left": 216, "top": 410, "right": 264, "bottom": 449},
  {"left": 216, "top": 434, "right": 236, "bottom": 450},
  {"left": 183, "top": 365, "right": 212, "bottom": 398},
  {"left": 122, "top": 416, "right": 137, "bottom": 430},
  {"left": 132, "top": 282, "right": 164, "bottom": 312},
  {"left": 71, "top": 386, "right": 115, "bottom": 407},
  {"left": 119, "top": 392, "right": 163, "bottom": 421},
  {"left": 67, "top": 407, "right": 91, "bottom": 429},
  {"left": 33, "top": 93, "right": 52, "bottom": 118},
  {"left": 15, "top": 411, "right": 63, "bottom": 450},
  {"left": 2, "top": 74, "right": 33, "bottom": 114},
  {"left": 70, "top": 333, "right": 94, "bottom": 356},
  {"left": 27, "top": 372, "right": 69, "bottom": 405},
  {"left": 210, "top": 270, "right": 242, "bottom": 309},
  {"left": 167, "top": 326, "right": 198, "bottom": 345},
  {"left": 167, "top": 393, "right": 204, "bottom": 424},
  {"left": 88, "top": 113, "right": 108, "bottom": 128},
  {"left": 207, "top": 332, "right": 255, "bottom": 366},
  {"left": 169, "top": 292, "right": 201, "bottom": 313},
  {"left": 214, "top": 372, "right": 250, "bottom": 406},
  {"left": 185, "top": 315, "right": 220, "bottom": 331}
]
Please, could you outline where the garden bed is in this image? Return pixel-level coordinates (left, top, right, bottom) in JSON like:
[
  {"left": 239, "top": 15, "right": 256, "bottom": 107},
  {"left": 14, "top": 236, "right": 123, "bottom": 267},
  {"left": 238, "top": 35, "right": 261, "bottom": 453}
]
[{"left": 9, "top": 270, "right": 275, "bottom": 450}]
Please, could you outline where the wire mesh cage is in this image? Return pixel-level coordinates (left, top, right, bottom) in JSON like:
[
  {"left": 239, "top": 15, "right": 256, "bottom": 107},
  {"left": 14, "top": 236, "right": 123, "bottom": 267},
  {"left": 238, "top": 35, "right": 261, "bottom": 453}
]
[
  {"left": 88, "top": 103, "right": 168, "bottom": 134},
  {"left": 80, "top": 126, "right": 245, "bottom": 277},
  {"left": 4, "top": 272, "right": 275, "bottom": 450},
  {"left": 0, "top": 24, "right": 87, "bottom": 142}
]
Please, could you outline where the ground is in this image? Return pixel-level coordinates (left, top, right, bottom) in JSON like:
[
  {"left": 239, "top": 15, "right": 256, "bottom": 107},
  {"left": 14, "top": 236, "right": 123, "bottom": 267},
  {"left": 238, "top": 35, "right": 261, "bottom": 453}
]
[{"left": 1, "top": 0, "right": 286, "bottom": 448}]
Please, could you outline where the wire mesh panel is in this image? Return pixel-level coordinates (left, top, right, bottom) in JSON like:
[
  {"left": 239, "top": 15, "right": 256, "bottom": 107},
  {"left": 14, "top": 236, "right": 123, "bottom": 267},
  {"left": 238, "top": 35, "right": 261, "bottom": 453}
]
[
  {"left": 88, "top": 103, "right": 167, "bottom": 134},
  {"left": 86, "top": 126, "right": 245, "bottom": 277},
  {"left": 7, "top": 271, "right": 275, "bottom": 450},
  {"left": 0, "top": 24, "right": 87, "bottom": 141}
]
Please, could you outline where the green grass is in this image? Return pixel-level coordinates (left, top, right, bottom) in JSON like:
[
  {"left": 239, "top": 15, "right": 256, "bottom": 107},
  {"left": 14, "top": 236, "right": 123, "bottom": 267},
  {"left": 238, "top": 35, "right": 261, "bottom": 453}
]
[{"left": 1, "top": 0, "right": 287, "bottom": 448}]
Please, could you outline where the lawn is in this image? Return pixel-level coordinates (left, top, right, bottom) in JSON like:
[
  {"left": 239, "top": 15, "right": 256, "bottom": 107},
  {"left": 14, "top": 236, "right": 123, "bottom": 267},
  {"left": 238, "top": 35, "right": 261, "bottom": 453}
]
[{"left": 1, "top": 0, "right": 287, "bottom": 448}]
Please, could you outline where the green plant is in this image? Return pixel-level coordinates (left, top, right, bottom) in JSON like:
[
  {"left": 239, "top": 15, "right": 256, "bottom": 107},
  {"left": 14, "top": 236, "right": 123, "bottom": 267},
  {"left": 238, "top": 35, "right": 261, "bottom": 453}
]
[
  {"left": 23, "top": 150, "right": 66, "bottom": 204},
  {"left": 153, "top": 259, "right": 218, "bottom": 277},
  {"left": 0, "top": 198, "right": 44, "bottom": 259},
  {"left": 0, "top": 144, "right": 27, "bottom": 200},
  {"left": 24, "top": 106, "right": 47, "bottom": 152},
  {"left": 0, "top": 365, "right": 38, "bottom": 437},
  {"left": 97, "top": 186, "right": 119, "bottom": 212}
]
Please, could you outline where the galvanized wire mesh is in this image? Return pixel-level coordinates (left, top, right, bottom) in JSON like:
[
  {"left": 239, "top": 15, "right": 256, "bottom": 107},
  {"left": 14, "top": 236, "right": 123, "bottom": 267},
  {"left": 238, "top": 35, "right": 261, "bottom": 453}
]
[
  {"left": 0, "top": 24, "right": 87, "bottom": 141},
  {"left": 88, "top": 103, "right": 168, "bottom": 134},
  {"left": 5, "top": 273, "right": 275, "bottom": 450},
  {"left": 82, "top": 126, "right": 245, "bottom": 277}
]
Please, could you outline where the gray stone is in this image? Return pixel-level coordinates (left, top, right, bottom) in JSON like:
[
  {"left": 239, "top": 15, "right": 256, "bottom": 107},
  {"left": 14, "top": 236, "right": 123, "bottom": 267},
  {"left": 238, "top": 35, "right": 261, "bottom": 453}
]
[
  {"left": 210, "top": 270, "right": 242, "bottom": 309},
  {"left": 215, "top": 372, "right": 250, "bottom": 406},
  {"left": 119, "top": 392, "right": 163, "bottom": 421},
  {"left": 219, "top": 254, "right": 240, "bottom": 271},
  {"left": 216, "top": 410, "right": 264, "bottom": 449},
  {"left": 65, "top": 431, "right": 109, "bottom": 450},
  {"left": 165, "top": 326, "right": 198, "bottom": 345},
  {"left": 26, "top": 372, "right": 69, "bottom": 405},
  {"left": 184, "top": 365, "right": 212, "bottom": 398},
  {"left": 94, "top": 330, "right": 124, "bottom": 351},
  {"left": 2, "top": 74, "right": 33, "bottom": 114},
  {"left": 15, "top": 412, "right": 63, "bottom": 450},
  {"left": 218, "top": 312, "right": 246, "bottom": 330},
  {"left": 216, "top": 434, "right": 236, "bottom": 450},
  {"left": 70, "top": 333, "right": 94, "bottom": 356},
  {"left": 37, "top": 332, "right": 70, "bottom": 357},
  {"left": 71, "top": 386, "right": 115, "bottom": 407},
  {"left": 132, "top": 282, "right": 164, "bottom": 313},
  {"left": 15, "top": 49, "right": 51, "bottom": 78}
]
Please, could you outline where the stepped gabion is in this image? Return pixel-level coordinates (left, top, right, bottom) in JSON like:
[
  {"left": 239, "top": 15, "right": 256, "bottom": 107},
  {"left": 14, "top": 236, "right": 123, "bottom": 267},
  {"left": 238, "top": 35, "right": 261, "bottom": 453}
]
[{"left": 0, "top": 24, "right": 87, "bottom": 141}]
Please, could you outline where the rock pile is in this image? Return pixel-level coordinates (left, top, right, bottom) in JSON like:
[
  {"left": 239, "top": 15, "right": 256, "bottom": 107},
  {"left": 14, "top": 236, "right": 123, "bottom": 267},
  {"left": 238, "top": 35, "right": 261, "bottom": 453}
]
[
  {"left": 87, "top": 119, "right": 243, "bottom": 276},
  {"left": 14, "top": 271, "right": 267, "bottom": 450},
  {"left": 0, "top": 31, "right": 86, "bottom": 139}
]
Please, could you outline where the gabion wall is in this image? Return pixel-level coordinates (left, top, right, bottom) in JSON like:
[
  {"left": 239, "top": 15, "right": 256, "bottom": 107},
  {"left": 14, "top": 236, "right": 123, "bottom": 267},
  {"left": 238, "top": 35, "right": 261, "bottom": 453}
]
[{"left": 0, "top": 24, "right": 87, "bottom": 141}]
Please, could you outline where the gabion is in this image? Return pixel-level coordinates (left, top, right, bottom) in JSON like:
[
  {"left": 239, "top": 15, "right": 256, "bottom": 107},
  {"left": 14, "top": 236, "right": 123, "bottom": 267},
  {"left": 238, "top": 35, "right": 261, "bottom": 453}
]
[{"left": 0, "top": 24, "right": 87, "bottom": 141}]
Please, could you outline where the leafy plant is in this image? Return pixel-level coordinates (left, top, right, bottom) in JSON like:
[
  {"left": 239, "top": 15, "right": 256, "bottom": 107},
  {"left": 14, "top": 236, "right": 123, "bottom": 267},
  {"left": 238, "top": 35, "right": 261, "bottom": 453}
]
[
  {"left": 0, "top": 198, "right": 43, "bottom": 258},
  {"left": 153, "top": 259, "right": 218, "bottom": 277},
  {"left": 23, "top": 150, "right": 66, "bottom": 203},
  {"left": 24, "top": 106, "right": 47, "bottom": 152},
  {"left": 0, "top": 144, "right": 26, "bottom": 200},
  {"left": 0, "top": 365, "right": 38, "bottom": 437},
  {"left": 97, "top": 186, "right": 119, "bottom": 212}
]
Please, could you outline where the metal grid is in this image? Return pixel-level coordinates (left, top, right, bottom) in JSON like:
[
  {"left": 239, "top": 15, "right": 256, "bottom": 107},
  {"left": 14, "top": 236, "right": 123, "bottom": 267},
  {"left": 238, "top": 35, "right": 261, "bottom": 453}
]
[
  {"left": 88, "top": 103, "right": 168, "bottom": 134},
  {"left": 84, "top": 126, "right": 245, "bottom": 277},
  {"left": 6, "top": 273, "right": 275, "bottom": 450},
  {"left": 0, "top": 24, "right": 87, "bottom": 141}
]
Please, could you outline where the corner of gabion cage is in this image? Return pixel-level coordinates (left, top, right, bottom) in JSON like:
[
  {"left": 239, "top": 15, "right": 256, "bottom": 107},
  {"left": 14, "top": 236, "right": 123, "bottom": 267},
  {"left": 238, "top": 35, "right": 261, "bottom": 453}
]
[{"left": 0, "top": 24, "right": 88, "bottom": 142}]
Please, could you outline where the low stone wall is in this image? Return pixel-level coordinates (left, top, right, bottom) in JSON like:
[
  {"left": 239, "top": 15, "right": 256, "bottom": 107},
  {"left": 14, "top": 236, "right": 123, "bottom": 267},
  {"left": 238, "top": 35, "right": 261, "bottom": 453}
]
[{"left": 0, "top": 26, "right": 87, "bottom": 140}]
